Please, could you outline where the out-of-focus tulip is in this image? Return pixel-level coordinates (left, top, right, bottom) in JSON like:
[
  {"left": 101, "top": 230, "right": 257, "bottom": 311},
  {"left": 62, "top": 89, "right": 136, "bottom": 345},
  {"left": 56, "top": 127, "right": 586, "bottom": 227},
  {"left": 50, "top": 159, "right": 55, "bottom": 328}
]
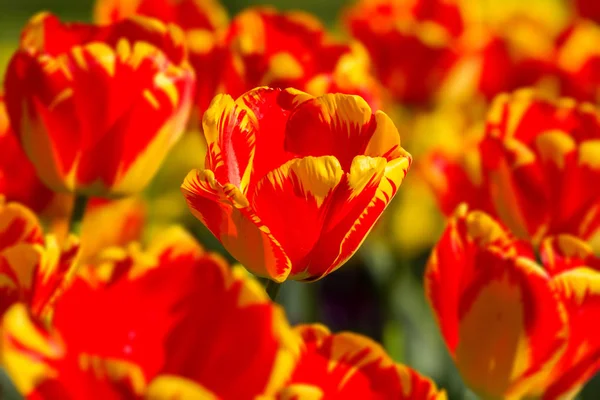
[
  {"left": 4, "top": 12, "right": 195, "bottom": 197},
  {"left": 181, "top": 87, "right": 411, "bottom": 282},
  {"left": 425, "top": 205, "right": 600, "bottom": 399},
  {"left": 223, "top": 7, "right": 382, "bottom": 109},
  {"left": 279, "top": 324, "right": 447, "bottom": 399},
  {"left": 0, "top": 197, "right": 79, "bottom": 320},
  {"left": 555, "top": 20, "right": 600, "bottom": 103},
  {"left": 344, "top": 0, "right": 463, "bottom": 105},
  {"left": 94, "top": 0, "right": 229, "bottom": 120},
  {"left": 0, "top": 226, "right": 299, "bottom": 398},
  {"left": 480, "top": 89, "right": 600, "bottom": 242}
]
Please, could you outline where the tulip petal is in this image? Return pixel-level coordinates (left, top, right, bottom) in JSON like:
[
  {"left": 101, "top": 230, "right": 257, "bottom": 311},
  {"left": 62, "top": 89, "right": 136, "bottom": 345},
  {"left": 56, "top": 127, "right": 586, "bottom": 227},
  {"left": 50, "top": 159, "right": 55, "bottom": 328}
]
[
  {"left": 203, "top": 87, "right": 313, "bottom": 194},
  {"left": 181, "top": 168, "right": 292, "bottom": 281},
  {"left": 250, "top": 156, "right": 344, "bottom": 277},
  {"left": 284, "top": 93, "right": 376, "bottom": 170},
  {"left": 544, "top": 268, "right": 600, "bottom": 399},
  {"left": 302, "top": 155, "right": 410, "bottom": 281},
  {"left": 539, "top": 234, "right": 600, "bottom": 275},
  {"left": 283, "top": 324, "right": 445, "bottom": 398},
  {"left": 0, "top": 198, "right": 43, "bottom": 250},
  {"left": 0, "top": 303, "right": 65, "bottom": 396},
  {"left": 0, "top": 304, "right": 147, "bottom": 399}
]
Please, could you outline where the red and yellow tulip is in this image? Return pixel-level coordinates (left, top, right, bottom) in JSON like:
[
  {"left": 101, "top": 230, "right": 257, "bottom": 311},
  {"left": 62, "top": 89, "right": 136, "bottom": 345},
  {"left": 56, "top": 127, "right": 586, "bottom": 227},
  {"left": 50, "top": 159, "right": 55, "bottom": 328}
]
[
  {"left": 480, "top": 89, "right": 600, "bottom": 242},
  {"left": 181, "top": 87, "right": 412, "bottom": 282},
  {"left": 279, "top": 324, "right": 447, "bottom": 399},
  {"left": 425, "top": 204, "right": 600, "bottom": 398},
  {"left": 4, "top": 12, "right": 195, "bottom": 197},
  {"left": 0, "top": 226, "right": 299, "bottom": 398}
]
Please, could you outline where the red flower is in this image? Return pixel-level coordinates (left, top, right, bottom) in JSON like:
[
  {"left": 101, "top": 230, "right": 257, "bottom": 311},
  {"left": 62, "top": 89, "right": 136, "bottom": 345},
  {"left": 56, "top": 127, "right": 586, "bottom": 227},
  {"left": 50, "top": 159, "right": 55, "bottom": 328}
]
[
  {"left": 4, "top": 12, "right": 195, "bottom": 197},
  {"left": 344, "top": 0, "right": 463, "bottom": 104},
  {"left": 1, "top": 227, "right": 299, "bottom": 398},
  {"left": 279, "top": 324, "right": 447, "bottom": 399},
  {"left": 480, "top": 89, "right": 600, "bottom": 242},
  {"left": 181, "top": 87, "right": 411, "bottom": 282},
  {"left": 425, "top": 205, "right": 600, "bottom": 398}
]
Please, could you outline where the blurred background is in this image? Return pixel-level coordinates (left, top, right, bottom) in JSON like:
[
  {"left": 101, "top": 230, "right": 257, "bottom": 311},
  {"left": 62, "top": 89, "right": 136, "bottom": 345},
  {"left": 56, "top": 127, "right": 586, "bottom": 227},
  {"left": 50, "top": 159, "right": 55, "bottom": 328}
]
[{"left": 1, "top": 0, "right": 599, "bottom": 399}]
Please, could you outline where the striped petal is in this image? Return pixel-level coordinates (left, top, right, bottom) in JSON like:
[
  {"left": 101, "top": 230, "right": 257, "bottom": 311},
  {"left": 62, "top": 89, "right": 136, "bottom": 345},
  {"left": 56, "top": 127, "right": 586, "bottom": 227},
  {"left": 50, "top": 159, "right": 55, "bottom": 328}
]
[
  {"left": 297, "top": 155, "right": 410, "bottom": 281},
  {"left": 280, "top": 324, "right": 446, "bottom": 398},
  {"left": 202, "top": 87, "right": 311, "bottom": 194},
  {"left": 250, "top": 156, "right": 343, "bottom": 279},
  {"left": 181, "top": 168, "right": 292, "bottom": 282},
  {"left": 284, "top": 94, "right": 377, "bottom": 171},
  {"left": 0, "top": 198, "right": 43, "bottom": 250},
  {"left": 0, "top": 199, "right": 46, "bottom": 317},
  {"left": 539, "top": 234, "right": 600, "bottom": 275},
  {"left": 0, "top": 303, "right": 146, "bottom": 399}
]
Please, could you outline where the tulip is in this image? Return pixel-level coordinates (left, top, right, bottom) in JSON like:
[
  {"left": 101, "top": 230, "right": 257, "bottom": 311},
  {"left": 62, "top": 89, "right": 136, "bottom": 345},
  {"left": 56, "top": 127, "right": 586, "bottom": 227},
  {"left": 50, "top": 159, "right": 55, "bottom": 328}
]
[
  {"left": 480, "top": 89, "right": 600, "bottom": 242},
  {"left": 425, "top": 204, "right": 600, "bottom": 398},
  {"left": 4, "top": 12, "right": 195, "bottom": 197},
  {"left": 181, "top": 87, "right": 411, "bottom": 282},
  {"left": 0, "top": 226, "right": 299, "bottom": 398},
  {"left": 279, "top": 323, "right": 447, "bottom": 399}
]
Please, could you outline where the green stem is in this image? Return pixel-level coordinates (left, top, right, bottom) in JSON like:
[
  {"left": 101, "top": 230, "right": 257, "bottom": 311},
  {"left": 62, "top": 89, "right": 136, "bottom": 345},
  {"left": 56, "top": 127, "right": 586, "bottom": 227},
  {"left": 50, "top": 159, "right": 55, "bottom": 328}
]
[
  {"left": 264, "top": 280, "right": 282, "bottom": 302},
  {"left": 69, "top": 195, "right": 88, "bottom": 236}
]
